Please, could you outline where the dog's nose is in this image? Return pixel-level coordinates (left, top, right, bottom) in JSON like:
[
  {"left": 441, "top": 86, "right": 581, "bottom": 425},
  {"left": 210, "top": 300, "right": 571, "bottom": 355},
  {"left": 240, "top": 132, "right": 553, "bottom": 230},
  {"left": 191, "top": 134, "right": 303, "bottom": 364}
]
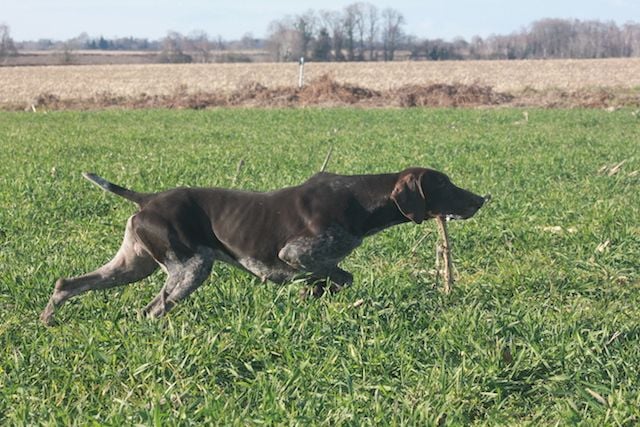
[{"left": 473, "top": 193, "right": 487, "bottom": 208}]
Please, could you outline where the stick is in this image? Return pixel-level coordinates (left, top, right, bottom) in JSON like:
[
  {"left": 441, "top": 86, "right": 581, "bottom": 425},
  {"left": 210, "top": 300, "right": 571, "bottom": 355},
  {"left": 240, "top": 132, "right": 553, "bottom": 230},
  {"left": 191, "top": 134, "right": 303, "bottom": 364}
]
[
  {"left": 435, "top": 216, "right": 454, "bottom": 294},
  {"left": 410, "top": 230, "right": 432, "bottom": 255},
  {"left": 608, "top": 159, "right": 626, "bottom": 176},
  {"left": 232, "top": 159, "right": 244, "bottom": 186},
  {"left": 320, "top": 146, "right": 333, "bottom": 172},
  {"left": 434, "top": 238, "right": 442, "bottom": 284}
]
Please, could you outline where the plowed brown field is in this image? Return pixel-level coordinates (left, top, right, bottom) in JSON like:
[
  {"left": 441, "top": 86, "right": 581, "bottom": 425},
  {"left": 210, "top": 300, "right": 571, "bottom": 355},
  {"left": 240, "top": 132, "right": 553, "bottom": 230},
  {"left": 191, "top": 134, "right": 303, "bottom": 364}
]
[{"left": 2, "top": 58, "right": 640, "bottom": 109}]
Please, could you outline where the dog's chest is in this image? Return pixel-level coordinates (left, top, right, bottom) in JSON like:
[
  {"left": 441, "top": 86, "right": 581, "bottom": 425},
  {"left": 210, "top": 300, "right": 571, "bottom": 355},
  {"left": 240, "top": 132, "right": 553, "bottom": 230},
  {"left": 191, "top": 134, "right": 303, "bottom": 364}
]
[
  {"left": 279, "top": 225, "right": 362, "bottom": 271},
  {"left": 286, "top": 227, "right": 362, "bottom": 263},
  {"left": 211, "top": 250, "right": 295, "bottom": 283},
  {"left": 224, "top": 226, "right": 362, "bottom": 284}
]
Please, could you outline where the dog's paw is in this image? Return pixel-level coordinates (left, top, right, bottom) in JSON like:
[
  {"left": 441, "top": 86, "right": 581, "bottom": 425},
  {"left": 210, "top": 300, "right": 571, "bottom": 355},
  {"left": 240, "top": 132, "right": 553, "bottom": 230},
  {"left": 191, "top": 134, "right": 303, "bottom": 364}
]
[
  {"left": 299, "top": 285, "right": 326, "bottom": 300},
  {"left": 40, "top": 303, "right": 56, "bottom": 327}
]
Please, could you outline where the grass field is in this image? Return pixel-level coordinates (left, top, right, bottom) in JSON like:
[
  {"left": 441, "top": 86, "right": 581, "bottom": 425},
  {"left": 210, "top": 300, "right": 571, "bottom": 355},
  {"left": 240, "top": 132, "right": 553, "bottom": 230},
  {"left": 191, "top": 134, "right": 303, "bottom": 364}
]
[{"left": 0, "top": 108, "right": 639, "bottom": 424}]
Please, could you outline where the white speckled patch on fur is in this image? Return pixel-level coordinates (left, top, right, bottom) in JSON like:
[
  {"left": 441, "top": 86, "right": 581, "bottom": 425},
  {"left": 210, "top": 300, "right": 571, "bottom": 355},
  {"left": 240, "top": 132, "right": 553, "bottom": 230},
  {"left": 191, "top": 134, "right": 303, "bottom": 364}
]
[
  {"left": 278, "top": 224, "right": 362, "bottom": 272},
  {"left": 237, "top": 257, "right": 298, "bottom": 283}
]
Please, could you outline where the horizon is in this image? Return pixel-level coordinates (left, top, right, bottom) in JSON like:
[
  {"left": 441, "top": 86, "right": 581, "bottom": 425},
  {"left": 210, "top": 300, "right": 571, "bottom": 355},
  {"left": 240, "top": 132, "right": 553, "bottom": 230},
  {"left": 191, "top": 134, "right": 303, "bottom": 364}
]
[{"left": 3, "top": 0, "right": 640, "bottom": 43}]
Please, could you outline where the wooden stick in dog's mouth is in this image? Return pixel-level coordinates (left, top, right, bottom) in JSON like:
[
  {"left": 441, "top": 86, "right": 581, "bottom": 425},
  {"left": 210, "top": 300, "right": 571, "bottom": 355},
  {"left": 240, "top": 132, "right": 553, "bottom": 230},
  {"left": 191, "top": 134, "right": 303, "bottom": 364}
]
[{"left": 435, "top": 216, "right": 454, "bottom": 294}]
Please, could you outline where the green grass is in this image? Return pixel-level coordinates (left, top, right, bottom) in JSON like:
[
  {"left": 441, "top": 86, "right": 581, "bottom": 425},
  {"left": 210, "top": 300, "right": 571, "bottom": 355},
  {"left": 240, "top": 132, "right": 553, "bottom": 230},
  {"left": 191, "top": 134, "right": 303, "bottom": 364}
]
[{"left": 0, "top": 108, "right": 639, "bottom": 425}]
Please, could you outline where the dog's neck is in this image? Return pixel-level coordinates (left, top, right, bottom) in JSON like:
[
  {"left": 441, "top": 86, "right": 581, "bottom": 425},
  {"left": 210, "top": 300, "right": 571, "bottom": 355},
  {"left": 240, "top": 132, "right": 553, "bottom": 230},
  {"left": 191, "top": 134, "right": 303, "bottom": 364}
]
[{"left": 353, "top": 173, "right": 411, "bottom": 237}]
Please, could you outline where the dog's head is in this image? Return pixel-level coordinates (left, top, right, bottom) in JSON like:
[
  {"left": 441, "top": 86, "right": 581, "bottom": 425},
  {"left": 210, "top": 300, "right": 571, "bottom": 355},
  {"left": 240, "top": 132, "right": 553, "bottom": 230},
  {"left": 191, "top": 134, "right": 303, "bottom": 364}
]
[{"left": 391, "top": 168, "right": 487, "bottom": 224}]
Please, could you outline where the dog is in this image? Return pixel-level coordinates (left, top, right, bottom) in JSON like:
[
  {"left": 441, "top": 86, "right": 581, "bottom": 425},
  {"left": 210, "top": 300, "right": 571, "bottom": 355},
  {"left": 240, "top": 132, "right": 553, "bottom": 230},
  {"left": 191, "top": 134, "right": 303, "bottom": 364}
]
[{"left": 41, "top": 167, "right": 486, "bottom": 325}]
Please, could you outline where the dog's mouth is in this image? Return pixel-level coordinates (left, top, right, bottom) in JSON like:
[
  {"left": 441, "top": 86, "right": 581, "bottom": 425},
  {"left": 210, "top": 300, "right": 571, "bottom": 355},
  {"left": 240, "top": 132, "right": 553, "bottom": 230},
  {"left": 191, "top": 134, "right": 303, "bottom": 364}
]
[
  {"left": 432, "top": 206, "right": 482, "bottom": 221},
  {"left": 428, "top": 211, "right": 466, "bottom": 221},
  {"left": 427, "top": 194, "right": 489, "bottom": 221},
  {"left": 444, "top": 210, "right": 476, "bottom": 220},
  {"left": 445, "top": 214, "right": 465, "bottom": 221}
]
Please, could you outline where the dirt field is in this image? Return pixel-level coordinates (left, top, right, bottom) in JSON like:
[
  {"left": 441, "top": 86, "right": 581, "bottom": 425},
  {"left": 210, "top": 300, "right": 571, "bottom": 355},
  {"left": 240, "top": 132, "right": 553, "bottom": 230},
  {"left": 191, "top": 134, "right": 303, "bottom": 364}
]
[{"left": 2, "top": 59, "right": 640, "bottom": 109}]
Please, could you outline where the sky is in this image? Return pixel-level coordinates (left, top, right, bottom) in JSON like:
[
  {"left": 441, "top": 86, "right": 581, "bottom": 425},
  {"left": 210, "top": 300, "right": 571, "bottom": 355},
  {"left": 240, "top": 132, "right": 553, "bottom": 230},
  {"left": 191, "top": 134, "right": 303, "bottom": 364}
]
[{"left": 3, "top": 0, "right": 639, "bottom": 42}]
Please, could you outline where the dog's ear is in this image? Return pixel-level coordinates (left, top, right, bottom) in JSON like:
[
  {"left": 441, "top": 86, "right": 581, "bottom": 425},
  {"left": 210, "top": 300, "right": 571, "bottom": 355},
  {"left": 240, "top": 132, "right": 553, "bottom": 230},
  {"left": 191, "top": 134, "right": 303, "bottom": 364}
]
[{"left": 391, "top": 172, "right": 426, "bottom": 224}]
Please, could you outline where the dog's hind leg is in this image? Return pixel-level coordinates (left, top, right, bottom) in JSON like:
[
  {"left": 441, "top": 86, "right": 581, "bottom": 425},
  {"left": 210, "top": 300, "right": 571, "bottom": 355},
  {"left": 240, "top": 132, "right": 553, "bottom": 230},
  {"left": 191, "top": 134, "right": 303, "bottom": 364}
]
[
  {"left": 40, "top": 216, "right": 158, "bottom": 326},
  {"left": 143, "top": 247, "right": 215, "bottom": 318}
]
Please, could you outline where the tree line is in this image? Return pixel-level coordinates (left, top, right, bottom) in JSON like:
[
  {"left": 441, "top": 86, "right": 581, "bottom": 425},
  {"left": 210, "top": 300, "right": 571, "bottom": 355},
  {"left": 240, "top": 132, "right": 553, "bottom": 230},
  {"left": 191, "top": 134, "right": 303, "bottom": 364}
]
[
  {"left": 3, "top": 8, "right": 640, "bottom": 63},
  {"left": 266, "top": 4, "right": 405, "bottom": 61},
  {"left": 265, "top": 6, "right": 640, "bottom": 61},
  {"left": 415, "top": 18, "right": 640, "bottom": 60}
]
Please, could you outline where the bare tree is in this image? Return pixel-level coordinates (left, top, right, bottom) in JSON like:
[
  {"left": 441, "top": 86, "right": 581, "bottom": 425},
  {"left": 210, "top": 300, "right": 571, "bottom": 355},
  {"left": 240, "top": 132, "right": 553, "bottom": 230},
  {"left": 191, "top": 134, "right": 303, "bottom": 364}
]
[
  {"left": 342, "top": 4, "right": 359, "bottom": 60},
  {"left": 348, "top": 2, "right": 380, "bottom": 60},
  {"left": 65, "top": 32, "right": 90, "bottom": 50},
  {"left": 267, "top": 11, "right": 318, "bottom": 62},
  {"left": 319, "top": 10, "right": 345, "bottom": 60},
  {"left": 53, "top": 43, "right": 75, "bottom": 64},
  {"left": 381, "top": 8, "right": 405, "bottom": 61},
  {"left": 528, "top": 19, "right": 575, "bottom": 58},
  {"left": 158, "top": 31, "right": 192, "bottom": 63},
  {"left": 0, "top": 24, "right": 18, "bottom": 60},
  {"left": 266, "top": 17, "right": 302, "bottom": 61},
  {"left": 622, "top": 23, "right": 640, "bottom": 57},
  {"left": 266, "top": 19, "right": 288, "bottom": 61},
  {"left": 468, "top": 36, "right": 484, "bottom": 59},
  {"left": 186, "top": 30, "right": 212, "bottom": 63},
  {"left": 347, "top": 3, "right": 367, "bottom": 60},
  {"left": 364, "top": 3, "right": 379, "bottom": 60},
  {"left": 213, "top": 35, "right": 226, "bottom": 51},
  {"left": 311, "top": 27, "right": 332, "bottom": 61},
  {"left": 295, "top": 10, "right": 317, "bottom": 59},
  {"left": 240, "top": 32, "right": 259, "bottom": 49}
]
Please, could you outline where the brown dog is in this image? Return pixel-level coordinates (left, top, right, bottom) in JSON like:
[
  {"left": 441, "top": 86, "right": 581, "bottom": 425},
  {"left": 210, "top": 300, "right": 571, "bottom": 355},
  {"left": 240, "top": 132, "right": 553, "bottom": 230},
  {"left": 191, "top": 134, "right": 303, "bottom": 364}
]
[{"left": 41, "top": 168, "right": 486, "bottom": 325}]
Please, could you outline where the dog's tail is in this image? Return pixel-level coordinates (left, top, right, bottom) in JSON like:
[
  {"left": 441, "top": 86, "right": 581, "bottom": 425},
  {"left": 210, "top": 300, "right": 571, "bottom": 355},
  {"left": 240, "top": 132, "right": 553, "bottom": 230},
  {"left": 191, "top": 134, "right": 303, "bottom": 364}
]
[{"left": 82, "top": 172, "right": 151, "bottom": 207}]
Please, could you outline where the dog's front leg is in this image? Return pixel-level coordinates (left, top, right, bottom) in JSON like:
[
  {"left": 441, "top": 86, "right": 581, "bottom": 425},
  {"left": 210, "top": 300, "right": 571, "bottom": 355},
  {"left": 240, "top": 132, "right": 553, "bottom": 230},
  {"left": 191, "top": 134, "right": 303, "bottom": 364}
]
[{"left": 301, "top": 267, "right": 354, "bottom": 299}]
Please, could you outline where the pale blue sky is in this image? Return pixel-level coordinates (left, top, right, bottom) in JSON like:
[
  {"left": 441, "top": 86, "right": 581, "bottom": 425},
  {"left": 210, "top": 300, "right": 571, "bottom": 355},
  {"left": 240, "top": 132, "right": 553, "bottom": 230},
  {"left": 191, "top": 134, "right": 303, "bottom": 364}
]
[{"left": 3, "top": 0, "right": 639, "bottom": 41}]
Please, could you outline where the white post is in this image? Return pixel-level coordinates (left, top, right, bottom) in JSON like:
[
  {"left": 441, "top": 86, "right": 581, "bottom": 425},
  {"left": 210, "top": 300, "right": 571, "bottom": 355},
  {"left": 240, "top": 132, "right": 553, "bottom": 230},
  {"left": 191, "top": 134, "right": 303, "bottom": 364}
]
[{"left": 298, "top": 57, "right": 305, "bottom": 88}]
